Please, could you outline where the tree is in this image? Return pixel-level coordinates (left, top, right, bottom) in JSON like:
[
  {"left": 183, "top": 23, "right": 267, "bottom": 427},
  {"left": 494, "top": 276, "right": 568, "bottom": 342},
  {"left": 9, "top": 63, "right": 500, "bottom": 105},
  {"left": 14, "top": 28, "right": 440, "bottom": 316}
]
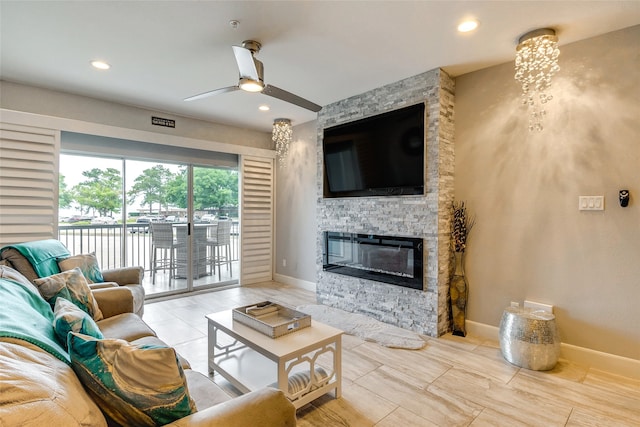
[
  {"left": 194, "top": 168, "right": 238, "bottom": 211},
  {"left": 165, "top": 167, "right": 187, "bottom": 209},
  {"left": 73, "top": 168, "right": 122, "bottom": 216},
  {"left": 127, "top": 165, "right": 175, "bottom": 214},
  {"left": 58, "top": 174, "right": 75, "bottom": 209},
  {"left": 164, "top": 167, "right": 238, "bottom": 212}
]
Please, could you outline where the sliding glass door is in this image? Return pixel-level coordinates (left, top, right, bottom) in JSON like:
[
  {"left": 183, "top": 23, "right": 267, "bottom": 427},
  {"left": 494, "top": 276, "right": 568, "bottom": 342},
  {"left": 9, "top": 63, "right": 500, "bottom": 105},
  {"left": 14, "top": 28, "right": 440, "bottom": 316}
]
[
  {"left": 58, "top": 152, "right": 239, "bottom": 298},
  {"left": 192, "top": 166, "right": 239, "bottom": 290},
  {"left": 125, "top": 159, "right": 188, "bottom": 294}
]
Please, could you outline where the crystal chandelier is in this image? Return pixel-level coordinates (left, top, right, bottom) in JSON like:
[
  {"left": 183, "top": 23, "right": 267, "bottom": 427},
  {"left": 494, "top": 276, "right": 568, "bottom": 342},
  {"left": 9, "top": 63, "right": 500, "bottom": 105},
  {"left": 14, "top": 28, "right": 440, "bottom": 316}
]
[
  {"left": 272, "top": 118, "right": 292, "bottom": 166},
  {"left": 515, "top": 28, "right": 560, "bottom": 131}
]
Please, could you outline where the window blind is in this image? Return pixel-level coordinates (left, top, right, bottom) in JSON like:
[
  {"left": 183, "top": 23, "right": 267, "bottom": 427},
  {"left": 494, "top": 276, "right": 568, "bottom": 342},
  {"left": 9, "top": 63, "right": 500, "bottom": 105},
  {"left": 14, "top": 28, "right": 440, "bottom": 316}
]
[
  {"left": 0, "top": 123, "right": 59, "bottom": 245},
  {"left": 62, "top": 131, "right": 238, "bottom": 168},
  {"left": 240, "top": 156, "right": 274, "bottom": 284}
]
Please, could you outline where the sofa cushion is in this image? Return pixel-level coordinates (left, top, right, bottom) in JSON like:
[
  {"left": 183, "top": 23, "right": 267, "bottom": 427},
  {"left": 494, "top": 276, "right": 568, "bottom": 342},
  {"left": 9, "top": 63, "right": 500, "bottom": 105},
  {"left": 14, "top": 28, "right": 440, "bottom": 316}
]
[
  {"left": 97, "top": 312, "right": 157, "bottom": 341},
  {"left": 53, "top": 297, "right": 103, "bottom": 349},
  {"left": 0, "top": 339, "right": 107, "bottom": 427},
  {"left": 58, "top": 252, "right": 105, "bottom": 284},
  {"left": 68, "top": 333, "right": 196, "bottom": 427},
  {"left": 34, "top": 267, "right": 104, "bottom": 321},
  {"left": 168, "top": 387, "right": 296, "bottom": 427},
  {"left": 131, "top": 335, "right": 191, "bottom": 370},
  {"left": 182, "top": 369, "right": 231, "bottom": 411}
]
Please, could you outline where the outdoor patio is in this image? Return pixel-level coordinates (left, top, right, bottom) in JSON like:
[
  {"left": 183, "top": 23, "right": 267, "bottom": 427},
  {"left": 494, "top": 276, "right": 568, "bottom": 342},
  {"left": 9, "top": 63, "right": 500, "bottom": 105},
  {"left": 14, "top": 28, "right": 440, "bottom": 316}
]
[{"left": 58, "top": 221, "right": 240, "bottom": 297}]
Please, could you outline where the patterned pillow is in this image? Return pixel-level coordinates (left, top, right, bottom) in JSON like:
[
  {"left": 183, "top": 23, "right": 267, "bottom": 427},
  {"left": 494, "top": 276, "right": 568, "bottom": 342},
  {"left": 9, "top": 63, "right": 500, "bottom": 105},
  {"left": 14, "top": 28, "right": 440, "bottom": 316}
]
[
  {"left": 58, "top": 253, "right": 104, "bottom": 284},
  {"left": 270, "top": 366, "right": 330, "bottom": 397},
  {"left": 34, "top": 267, "right": 103, "bottom": 321},
  {"left": 53, "top": 297, "right": 103, "bottom": 349},
  {"left": 68, "top": 333, "right": 196, "bottom": 426}
]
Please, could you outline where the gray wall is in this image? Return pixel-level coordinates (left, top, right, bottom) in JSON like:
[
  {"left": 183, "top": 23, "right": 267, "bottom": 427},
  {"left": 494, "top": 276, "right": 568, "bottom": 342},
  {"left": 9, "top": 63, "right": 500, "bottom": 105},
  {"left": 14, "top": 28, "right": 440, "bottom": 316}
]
[
  {"left": 455, "top": 25, "right": 639, "bottom": 359},
  {"left": 275, "top": 26, "right": 639, "bottom": 359},
  {"left": 275, "top": 120, "right": 318, "bottom": 283},
  {"left": 0, "top": 81, "right": 271, "bottom": 149}
]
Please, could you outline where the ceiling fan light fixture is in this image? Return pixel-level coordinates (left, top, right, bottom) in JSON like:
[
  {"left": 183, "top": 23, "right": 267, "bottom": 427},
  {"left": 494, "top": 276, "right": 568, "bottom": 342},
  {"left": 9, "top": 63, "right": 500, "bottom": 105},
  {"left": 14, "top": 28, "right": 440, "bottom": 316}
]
[
  {"left": 185, "top": 39, "right": 320, "bottom": 112},
  {"left": 457, "top": 19, "right": 479, "bottom": 33},
  {"left": 91, "top": 60, "right": 111, "bottom": 70},
  {"left": 239, "top": 78, "right": 264, "bottom": 92}
]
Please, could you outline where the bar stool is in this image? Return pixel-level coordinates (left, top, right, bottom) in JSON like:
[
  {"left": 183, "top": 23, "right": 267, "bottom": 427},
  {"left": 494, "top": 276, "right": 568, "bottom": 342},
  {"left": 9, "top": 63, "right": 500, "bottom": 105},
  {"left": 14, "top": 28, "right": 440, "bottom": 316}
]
[
  {"left": 204, "top": 222, "right": 219, "bottom": 275},
  {"left": 209, "top": 220, "right": 232, "bottom": 280},
  {"left": 150, "top": 222, "right": 184, "bottom": 286}
]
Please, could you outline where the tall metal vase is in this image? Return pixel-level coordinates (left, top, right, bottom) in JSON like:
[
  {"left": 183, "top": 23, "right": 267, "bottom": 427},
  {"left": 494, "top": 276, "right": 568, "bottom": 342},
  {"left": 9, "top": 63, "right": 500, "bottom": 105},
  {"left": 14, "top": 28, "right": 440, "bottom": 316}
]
[{"left": 450, "top": 251, "right": 468, "bottom": 337}]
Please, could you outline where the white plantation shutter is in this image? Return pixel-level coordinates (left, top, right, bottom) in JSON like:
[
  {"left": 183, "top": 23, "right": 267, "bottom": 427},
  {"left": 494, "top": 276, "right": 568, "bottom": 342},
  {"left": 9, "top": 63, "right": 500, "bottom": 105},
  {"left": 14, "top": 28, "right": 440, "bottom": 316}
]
[
  {"left": 240, "top": 156, "right": 274, "bottom": 284},
  {"left": 0, "top": 123, "right": 59, "bottom": 245}
]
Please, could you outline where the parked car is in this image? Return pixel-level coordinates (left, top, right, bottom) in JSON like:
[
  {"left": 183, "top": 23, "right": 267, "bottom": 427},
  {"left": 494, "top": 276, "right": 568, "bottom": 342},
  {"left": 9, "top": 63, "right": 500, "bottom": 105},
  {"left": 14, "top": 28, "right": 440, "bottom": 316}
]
[
  {"left": 130, "top": 216, "right": 151, "bottom": 233},
  {"left": 91, "top": 216, "right": 116, "bottom": 225},
  {"left": 67, "top": 215, "right": 93, "bottom": 223},
  {"left": 201, "top": 214, "right": 216, "bottom": 223}
]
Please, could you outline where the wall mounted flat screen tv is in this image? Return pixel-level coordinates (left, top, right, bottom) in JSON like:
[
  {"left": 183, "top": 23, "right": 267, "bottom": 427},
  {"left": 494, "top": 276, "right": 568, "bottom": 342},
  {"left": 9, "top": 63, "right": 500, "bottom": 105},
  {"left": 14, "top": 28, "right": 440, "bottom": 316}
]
[{"left": 322, "top": 103, "right": 425, "bottom": 198}]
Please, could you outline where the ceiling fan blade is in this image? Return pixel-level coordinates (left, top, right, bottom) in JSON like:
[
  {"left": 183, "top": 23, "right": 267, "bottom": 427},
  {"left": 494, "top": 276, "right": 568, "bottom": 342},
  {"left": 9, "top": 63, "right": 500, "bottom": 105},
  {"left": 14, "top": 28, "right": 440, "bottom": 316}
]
[
  {"left": 263, "top": 85, "right": 322, "bottom": 112},
  {"left": 184, "top": 85, "right": 239, "bottom": 102},
  {"left": 232, "top": 45, "right": 260, "bottom": 80}
]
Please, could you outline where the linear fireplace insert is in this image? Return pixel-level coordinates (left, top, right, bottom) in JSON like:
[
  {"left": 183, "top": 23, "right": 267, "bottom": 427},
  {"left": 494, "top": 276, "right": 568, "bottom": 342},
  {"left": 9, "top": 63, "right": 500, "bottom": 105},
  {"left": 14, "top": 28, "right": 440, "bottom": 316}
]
[{"left": 322, "top": 232, "right": 423, "bottom": 290}]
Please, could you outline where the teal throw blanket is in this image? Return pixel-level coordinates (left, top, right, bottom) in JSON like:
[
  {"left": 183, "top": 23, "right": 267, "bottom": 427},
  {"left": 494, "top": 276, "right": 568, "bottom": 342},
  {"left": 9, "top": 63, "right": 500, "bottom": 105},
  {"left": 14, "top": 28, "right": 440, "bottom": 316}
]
[
  {"left": 2, "top": 239, "right": 70, "bottom": 277},
  {"left": 0, "top": 277, "right": 70, "bottom": 364}
]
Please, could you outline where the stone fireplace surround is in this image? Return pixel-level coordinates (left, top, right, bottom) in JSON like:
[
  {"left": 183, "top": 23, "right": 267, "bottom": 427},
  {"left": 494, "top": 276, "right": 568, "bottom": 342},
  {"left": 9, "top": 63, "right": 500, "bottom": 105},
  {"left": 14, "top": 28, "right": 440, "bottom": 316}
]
[
  {"left": 316, "top": 68, "right": 455, "bottom": 337},
  {"left": 323, "top": 231, "right": 424, "bottom": 290}
]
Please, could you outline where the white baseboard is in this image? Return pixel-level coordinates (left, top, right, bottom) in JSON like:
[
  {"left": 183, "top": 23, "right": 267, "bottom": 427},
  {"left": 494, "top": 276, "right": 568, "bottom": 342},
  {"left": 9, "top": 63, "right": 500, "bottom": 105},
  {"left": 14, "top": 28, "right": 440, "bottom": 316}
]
[
  {"left": 273, "top": 273, "right": 316, "bottom": 292},
  {"left": 465, "top": 320, "right": 499, "bottom": 342},
  {"left": 466, "top": 320, "right": 640, "bottom": 380}
]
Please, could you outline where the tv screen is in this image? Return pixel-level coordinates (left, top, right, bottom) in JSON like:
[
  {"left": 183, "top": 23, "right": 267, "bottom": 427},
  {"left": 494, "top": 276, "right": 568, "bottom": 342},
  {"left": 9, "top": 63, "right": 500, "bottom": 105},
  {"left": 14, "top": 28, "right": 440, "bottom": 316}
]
[{"left": 322, "top": 103, "right": 425, "bottom": 198}]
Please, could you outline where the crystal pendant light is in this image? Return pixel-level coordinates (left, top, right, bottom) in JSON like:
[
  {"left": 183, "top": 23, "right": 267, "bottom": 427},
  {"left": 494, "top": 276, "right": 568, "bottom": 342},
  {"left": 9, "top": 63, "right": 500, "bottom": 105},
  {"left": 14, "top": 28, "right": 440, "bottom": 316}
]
[
  {"left": 515, "top": 28, "right": 560, "bottom": 131},
  {"left": 272, "top": 118, "right": 292, "bottom": 166}
]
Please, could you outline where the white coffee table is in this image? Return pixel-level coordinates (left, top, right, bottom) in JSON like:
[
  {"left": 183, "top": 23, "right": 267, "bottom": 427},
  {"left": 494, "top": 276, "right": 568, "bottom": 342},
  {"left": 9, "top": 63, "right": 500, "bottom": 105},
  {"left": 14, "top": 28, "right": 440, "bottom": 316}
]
[{"left": 206, "top": 309, "right": 343, "bottom": 409}]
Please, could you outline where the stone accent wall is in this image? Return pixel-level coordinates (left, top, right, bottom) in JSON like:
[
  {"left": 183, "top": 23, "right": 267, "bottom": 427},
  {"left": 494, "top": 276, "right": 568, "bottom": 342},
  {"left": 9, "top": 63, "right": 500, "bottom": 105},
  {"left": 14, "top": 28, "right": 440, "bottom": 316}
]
[{"left": 316, "top": 68, "right": 455, "bottom": 337}]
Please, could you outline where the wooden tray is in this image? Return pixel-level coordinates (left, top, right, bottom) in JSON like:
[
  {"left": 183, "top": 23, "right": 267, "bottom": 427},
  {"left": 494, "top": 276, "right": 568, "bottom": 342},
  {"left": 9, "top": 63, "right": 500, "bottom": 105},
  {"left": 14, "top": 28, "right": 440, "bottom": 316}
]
[{"left": 232, "top": 301, "right": 311, "bottom": 338}]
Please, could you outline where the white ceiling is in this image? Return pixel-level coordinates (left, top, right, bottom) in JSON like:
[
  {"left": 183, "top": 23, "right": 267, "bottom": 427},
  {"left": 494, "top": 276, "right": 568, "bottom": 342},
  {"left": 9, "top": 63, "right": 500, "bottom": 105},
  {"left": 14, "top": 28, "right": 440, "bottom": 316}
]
[{"left": 1, "top": 1, "right": 639, "bottom": 133}]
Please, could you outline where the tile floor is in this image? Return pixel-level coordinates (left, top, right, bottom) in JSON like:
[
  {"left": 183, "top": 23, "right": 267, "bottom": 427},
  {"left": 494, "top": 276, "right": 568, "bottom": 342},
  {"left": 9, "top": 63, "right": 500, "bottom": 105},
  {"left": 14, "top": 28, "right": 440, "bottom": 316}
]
[
  {"left": 144, "top": 281, "right": 640, "bottom": 426},
  {"left": 142, "top": 260, "right": 239, "bottom": 298}
]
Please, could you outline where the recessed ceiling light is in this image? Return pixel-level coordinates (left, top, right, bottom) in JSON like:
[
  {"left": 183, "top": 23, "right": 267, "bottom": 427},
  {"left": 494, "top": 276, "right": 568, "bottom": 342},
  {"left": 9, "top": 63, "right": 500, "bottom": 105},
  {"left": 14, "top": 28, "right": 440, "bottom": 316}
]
[
  {"left": 259, "top": 105, "right": 270, "bottom": 111},
  {"left": 457, "top": 19, "right": 479, "bottom": 33},
  {"left": 91, "top": 60, "right": 111, "bottom": 70}
]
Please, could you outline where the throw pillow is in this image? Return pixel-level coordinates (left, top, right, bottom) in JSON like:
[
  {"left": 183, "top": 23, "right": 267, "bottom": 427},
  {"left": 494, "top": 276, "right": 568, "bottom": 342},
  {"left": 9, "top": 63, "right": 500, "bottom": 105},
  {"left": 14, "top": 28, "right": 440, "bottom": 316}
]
[
  {"left": 68, "top": 333, "right": 196, "bottom": 426},
  {"left": 58, "top": 253, "right": 104, "bottom": 284},
  {"left": 271, "top": 366, "right": 330, "bottom": 397},
  {"left": 34, "top": 267, "right": 103, "bottom": 321},
  {"left": 52, "top": 297, "right": 103, "bottom": 349},
  {"left": 0, "top": 247, "right": 40, "bottom": 283}
]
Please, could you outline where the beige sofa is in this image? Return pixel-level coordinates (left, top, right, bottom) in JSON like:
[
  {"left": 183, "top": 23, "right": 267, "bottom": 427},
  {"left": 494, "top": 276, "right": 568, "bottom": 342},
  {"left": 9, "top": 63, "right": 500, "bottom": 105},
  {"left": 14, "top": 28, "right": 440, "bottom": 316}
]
[
  {"left": 0, "top": 242, "right": 146, "bottom": 317},
  {"left": 0, "top": 264, "right": 296, "bottom": 426}
]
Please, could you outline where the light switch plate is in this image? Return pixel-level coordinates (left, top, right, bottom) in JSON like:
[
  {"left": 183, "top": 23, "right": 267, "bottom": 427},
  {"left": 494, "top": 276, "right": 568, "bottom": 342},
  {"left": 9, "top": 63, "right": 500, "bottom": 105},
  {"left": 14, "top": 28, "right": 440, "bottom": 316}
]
[{"left": 579, "top": 196, "right": 604, "bottom": 211}]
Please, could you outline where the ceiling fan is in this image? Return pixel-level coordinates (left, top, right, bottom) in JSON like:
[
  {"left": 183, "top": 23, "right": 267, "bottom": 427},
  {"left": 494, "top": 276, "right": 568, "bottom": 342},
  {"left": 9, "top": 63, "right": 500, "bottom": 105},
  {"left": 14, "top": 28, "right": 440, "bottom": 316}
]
[{"left": 184, "top": 40, "right": 322, "bottom": 112}]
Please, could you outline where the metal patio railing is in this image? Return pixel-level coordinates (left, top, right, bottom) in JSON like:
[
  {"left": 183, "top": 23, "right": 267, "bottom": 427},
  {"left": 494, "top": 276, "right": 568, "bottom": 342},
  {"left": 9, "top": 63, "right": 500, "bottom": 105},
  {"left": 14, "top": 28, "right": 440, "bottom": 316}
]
[{"left": 58, "top": 222, "right": 239, "bottom": 273}]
